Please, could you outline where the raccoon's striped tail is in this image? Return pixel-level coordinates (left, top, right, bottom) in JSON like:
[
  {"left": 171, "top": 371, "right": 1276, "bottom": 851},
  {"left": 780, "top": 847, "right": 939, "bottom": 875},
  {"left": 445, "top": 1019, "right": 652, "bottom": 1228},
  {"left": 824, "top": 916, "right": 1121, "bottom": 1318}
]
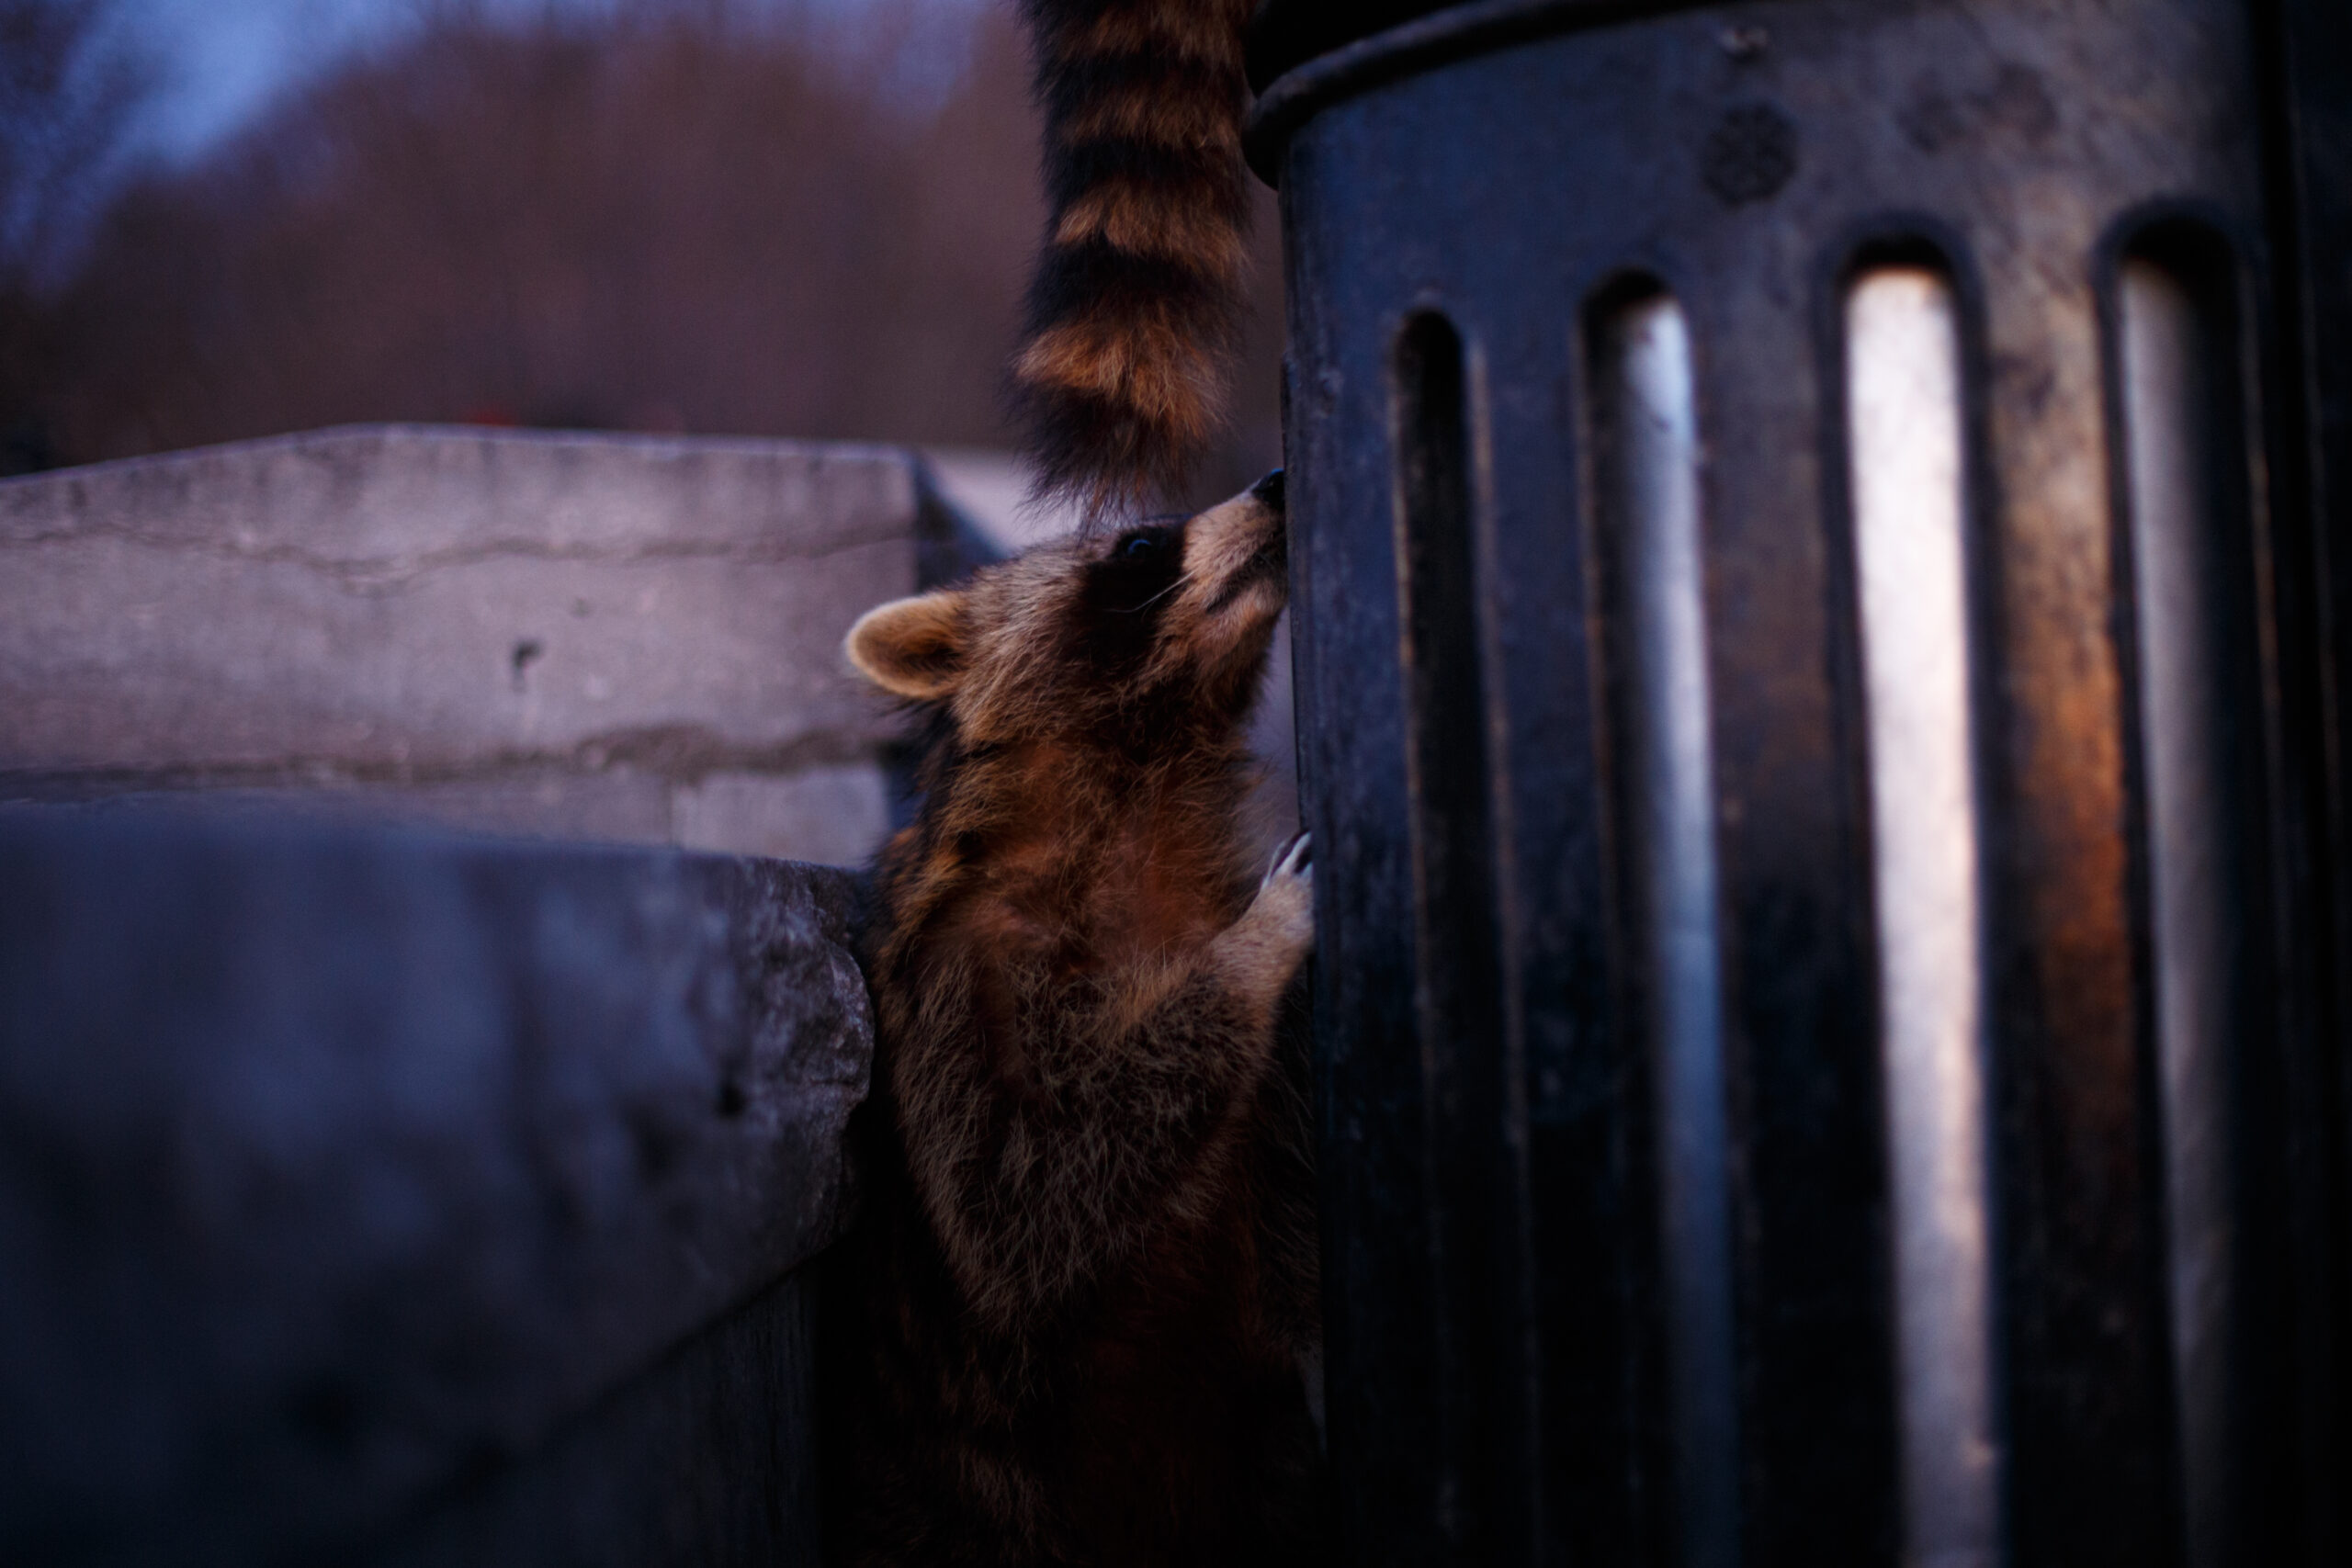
[{"left": 1013, "top": 0, "right": 1258, "bottom": 521}]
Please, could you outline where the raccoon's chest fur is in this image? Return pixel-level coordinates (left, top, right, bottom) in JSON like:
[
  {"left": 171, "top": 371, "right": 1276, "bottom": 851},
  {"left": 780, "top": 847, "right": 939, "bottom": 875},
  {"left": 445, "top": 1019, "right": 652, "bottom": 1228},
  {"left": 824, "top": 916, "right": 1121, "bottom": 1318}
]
[{"left": 966, "top": 758, "right": 1244, "bottom": 970}]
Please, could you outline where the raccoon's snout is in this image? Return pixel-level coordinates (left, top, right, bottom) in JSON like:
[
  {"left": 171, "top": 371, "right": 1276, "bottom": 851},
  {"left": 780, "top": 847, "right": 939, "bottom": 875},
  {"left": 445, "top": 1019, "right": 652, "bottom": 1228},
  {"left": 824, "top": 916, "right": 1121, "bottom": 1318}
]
[
  {"left": 1193, "top": 477, "right": 1288, "bottom": 623},
  {"left": 1243, "top": 468, "right": 1287, "bottom": 585},
  {"left": 1244, "top": 517, "right": 1287, "bottom": 586},
  {"left": 1250, "top": 468, "right": 1285, "bottom": 514}
]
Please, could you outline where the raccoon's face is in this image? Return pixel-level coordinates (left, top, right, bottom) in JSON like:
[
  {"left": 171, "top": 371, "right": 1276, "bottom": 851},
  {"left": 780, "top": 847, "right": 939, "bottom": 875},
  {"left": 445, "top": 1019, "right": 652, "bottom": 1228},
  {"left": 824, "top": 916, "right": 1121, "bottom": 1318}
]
[{"left": 846, "top": 471, "right": 1287, "bottom": 750}]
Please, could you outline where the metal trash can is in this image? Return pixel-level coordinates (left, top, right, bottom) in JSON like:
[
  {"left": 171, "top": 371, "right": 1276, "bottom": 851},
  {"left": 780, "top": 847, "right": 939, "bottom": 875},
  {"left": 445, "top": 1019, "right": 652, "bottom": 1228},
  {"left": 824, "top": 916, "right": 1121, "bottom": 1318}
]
[{"left": 1246, "top": 3, "right": 2351, "bottom": 1564}]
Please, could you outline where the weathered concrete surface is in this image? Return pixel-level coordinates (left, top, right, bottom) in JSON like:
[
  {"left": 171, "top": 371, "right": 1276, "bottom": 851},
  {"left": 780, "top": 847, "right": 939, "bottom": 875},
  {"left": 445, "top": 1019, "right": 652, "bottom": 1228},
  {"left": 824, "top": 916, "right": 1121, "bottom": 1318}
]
[
  {"left": 369, "top": 1271, "right": 823, "bottom": 1568},
  {"left": 673, "top": 763, "right": 895, "bottom": 867},
  {"left": 0, "top": 425, "right": 988, "bottom": 863},
  {"left": 0, "top": 806, "right": 872, "bottom": 1565}
]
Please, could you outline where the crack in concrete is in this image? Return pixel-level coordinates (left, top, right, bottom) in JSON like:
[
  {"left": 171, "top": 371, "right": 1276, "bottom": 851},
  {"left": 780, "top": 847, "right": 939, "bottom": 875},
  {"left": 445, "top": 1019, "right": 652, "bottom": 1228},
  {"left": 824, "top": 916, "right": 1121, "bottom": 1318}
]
[
  {"left": 0, "top": 524, "right": 912, "bottom": 592},
  {"left": 0, "top": 726, "right": 887, "bottom": 795}
]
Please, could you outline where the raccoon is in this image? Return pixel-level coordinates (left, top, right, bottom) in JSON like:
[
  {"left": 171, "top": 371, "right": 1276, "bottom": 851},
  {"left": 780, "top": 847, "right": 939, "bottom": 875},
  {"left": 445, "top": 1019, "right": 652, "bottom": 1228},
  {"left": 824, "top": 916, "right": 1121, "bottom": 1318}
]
[
  {"left": 1012, "top": 0, "right": 1262, "bottom": 518},
  {"left": 823, "top": 470, "right": 1321, "bottom": 1567}
]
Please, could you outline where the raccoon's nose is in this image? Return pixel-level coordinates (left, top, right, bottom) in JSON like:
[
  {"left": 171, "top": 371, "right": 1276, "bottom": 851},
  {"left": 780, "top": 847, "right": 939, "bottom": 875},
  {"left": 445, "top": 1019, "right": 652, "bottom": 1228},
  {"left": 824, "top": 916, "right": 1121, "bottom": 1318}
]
[{"left": 1250, "top": 468, "right": 1285, "bottom": 515}]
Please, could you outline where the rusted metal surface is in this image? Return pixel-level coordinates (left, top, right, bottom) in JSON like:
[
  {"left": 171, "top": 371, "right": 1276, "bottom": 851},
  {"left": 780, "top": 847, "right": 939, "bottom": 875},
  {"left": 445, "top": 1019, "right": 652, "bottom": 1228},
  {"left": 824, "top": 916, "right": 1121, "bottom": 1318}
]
[{"left": 1260, "top": 0, "right": 2348, "bottom": 1563}]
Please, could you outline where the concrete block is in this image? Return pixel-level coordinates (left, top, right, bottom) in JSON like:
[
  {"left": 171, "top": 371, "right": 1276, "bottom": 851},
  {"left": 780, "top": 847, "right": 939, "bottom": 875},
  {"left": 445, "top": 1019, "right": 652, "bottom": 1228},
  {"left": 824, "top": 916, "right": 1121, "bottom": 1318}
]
[
  {"left": 0, "top": 806, "right": 873, "bottom": 1565},
  {"left": 369, "top": 1271, "right": 822, "bottom": 1568},
  {"left": 0, "top": 425, "right": 978, "bottom": 863},
  {"left": 673, "top": 764, "right": 893, "bottom": 868},
  {"left": 13, "top": 770, "right": 682, "bottom": 845},
  {"left": 0, "top": 425, "right": 921, "bottom": 774}
]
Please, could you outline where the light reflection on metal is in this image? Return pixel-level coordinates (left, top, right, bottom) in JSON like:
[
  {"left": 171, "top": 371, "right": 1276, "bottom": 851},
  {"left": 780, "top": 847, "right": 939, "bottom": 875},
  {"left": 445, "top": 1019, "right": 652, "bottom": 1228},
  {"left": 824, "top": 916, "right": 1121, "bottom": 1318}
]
[
  {"left": 1846, "top": 266, "right": 1999, "bottom": 1568},
  {"left": 2120, "top": 254, "right": 2235, "bottom": 1568},
  {"left": 1596, "top": 292, "right": 1740, "bottom": 1568}
]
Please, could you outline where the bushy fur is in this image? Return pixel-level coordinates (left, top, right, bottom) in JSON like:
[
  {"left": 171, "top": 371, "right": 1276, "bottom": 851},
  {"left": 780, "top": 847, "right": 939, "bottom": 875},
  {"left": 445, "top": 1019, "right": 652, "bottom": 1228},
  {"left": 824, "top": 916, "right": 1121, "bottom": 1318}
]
[
  {"left": 823, "top": 475, "right": 1321, "bottom": 1567},
  {"left": 1012, "top": 0, "right": 1260, "bottom": 519}
]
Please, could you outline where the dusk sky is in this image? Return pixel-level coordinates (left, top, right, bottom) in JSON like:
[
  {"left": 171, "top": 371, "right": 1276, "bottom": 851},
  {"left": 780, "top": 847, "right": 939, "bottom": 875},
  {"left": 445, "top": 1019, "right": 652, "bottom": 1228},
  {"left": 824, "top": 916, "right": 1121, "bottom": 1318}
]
[
  {"left": 114, "top": 0, "right": 993, "bottom": 160},
  {"left": 118, "top": 0, "right": 426, "bottom": 153}
]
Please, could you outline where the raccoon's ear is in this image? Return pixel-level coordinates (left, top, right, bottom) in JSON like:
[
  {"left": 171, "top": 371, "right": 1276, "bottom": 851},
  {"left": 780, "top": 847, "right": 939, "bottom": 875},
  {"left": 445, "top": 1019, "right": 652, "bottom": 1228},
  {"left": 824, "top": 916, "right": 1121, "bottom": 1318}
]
[{"left": 845, "top": 590, "right": 968, "bottom": 701}]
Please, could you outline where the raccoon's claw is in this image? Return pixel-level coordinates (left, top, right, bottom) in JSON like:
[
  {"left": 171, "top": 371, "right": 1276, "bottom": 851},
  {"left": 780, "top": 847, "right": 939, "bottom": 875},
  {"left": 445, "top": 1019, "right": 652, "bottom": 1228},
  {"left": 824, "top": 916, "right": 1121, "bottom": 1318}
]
[
  {"left": 1261, "top": 832, "right": 1312, "bottom": 893},
  {"left": 1243, "top": 831, "right": 1314, "bottom": 964}
]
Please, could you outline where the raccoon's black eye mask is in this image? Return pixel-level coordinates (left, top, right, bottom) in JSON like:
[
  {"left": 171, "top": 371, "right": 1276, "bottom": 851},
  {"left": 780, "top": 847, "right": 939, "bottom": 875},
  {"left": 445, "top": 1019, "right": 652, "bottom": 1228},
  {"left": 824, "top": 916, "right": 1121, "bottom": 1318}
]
[
  {"left": 1069, "top": 521, "right": 1188, "bottom": 684},
  {"left": 1093, "top": 523, "right": 1185, "bottom": 617},
  {"left": 1112, "top": 516, "right": 1185, "bottom": 562}
]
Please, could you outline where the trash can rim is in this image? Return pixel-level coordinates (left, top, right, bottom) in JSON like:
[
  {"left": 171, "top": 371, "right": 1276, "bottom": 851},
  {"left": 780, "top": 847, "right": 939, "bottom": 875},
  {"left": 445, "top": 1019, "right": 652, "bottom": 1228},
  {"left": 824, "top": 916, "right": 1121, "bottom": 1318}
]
[{"left": 1245, "top": 0, "right": 1732, "bottom": 184}]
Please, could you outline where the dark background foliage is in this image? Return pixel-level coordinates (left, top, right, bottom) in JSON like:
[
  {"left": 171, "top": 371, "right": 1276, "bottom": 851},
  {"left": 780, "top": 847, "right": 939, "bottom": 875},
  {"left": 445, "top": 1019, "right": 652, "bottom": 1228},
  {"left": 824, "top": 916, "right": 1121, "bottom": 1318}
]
[{"left": 0, "top": 0, "right": 1283, "bottom": 501}]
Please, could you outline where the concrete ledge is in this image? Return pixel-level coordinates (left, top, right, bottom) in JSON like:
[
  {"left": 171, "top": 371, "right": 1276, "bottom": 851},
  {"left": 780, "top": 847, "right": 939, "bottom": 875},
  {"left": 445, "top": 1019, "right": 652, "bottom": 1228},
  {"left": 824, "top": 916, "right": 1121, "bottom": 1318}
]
[
  {"left": 0, "top": 806, "right": 872, "bottom": 1564},
  {"left": 0, "top": 425, "right": 992, "bottom": 863},
  {"left": 370, "top": 1270, "right": 823, "bottom": 1568}
]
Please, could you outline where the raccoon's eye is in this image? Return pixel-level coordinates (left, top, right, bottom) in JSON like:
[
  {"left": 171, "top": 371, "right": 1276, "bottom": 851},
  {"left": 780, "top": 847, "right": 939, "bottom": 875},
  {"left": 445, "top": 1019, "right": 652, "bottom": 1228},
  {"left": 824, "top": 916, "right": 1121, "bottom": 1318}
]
[{"left": 1088, "top": 522, "right": 1183, "bottom": 621}]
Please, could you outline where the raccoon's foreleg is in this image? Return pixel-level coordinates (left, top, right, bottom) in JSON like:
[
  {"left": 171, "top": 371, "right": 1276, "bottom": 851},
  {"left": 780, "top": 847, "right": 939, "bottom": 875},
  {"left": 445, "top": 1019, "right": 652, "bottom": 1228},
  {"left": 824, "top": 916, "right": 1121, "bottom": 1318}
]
[{"left": 906, "top": 838, "right": 1315, "bottom": 1331}]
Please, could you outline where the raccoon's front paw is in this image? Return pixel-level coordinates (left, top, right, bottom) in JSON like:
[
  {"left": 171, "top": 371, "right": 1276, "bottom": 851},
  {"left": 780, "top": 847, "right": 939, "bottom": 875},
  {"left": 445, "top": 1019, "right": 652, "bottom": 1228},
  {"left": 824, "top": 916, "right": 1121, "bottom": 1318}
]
[
  {"left": 1249, "top": 832, "right": 1315, "bottom": 956},
  {"left": 1217, "top": 834, "right": 1314, "bottom": 1014}
]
